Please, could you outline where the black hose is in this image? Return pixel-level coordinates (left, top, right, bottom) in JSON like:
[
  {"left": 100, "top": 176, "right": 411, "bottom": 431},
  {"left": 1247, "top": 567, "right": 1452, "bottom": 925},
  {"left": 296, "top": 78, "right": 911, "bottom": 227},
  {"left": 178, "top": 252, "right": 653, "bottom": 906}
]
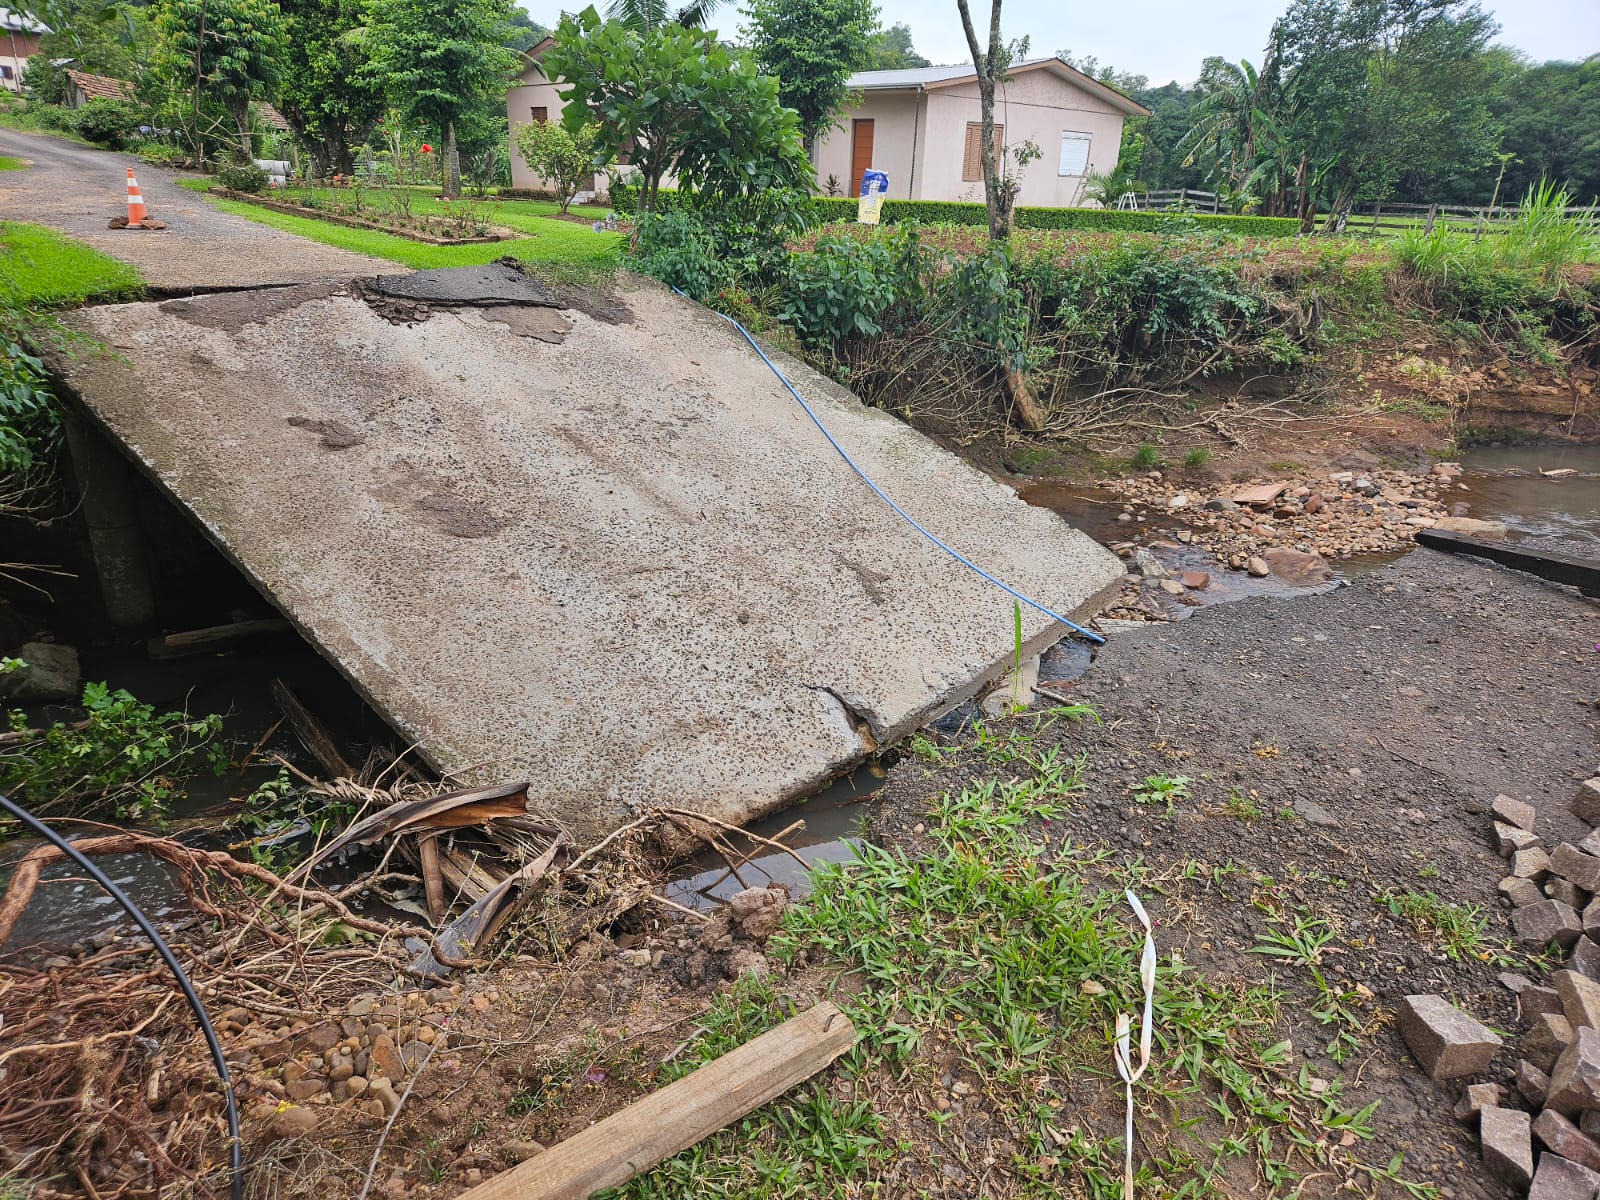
[{"left": 0, "top": 793, "right": 243, "bottom": 1200}]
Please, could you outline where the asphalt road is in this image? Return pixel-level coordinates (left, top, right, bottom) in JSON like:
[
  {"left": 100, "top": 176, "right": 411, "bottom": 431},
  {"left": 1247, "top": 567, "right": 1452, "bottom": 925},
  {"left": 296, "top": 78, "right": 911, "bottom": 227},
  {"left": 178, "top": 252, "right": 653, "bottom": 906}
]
[{"left": 0, "top": 128, "right": 388, "bottom": 290}]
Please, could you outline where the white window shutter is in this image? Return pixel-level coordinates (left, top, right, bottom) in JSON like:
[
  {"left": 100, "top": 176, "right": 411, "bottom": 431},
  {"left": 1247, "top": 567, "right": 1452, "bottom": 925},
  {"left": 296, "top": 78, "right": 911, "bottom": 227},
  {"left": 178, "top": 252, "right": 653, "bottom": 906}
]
[{"left": 1058, "top": 131, "right": 1092, "bottom": 177}]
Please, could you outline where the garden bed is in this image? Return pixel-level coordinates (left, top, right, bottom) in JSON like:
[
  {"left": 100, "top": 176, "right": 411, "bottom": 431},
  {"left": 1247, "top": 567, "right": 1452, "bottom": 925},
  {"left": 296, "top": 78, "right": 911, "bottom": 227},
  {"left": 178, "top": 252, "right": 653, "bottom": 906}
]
[{"left": 209, "top": 188, "right": 510, "bottom": 245}]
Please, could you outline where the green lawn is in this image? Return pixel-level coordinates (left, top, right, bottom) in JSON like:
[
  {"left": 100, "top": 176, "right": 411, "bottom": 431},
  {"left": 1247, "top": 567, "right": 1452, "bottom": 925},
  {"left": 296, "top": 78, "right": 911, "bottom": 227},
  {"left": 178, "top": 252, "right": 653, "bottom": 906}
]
[
  {"left": 0, "top": 222, "right": 145, "bottom": 306},
  {"left": 179, "top": 179, "right": 623, "bottom": 269},
  {"left": 0, "top": 157, "right": 25, "bottom": 171}
]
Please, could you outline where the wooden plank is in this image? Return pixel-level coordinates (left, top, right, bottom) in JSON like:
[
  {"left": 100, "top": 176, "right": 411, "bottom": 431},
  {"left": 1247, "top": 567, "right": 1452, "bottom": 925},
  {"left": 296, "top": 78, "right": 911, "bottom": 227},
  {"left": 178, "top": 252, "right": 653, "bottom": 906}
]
[
  {"left": 269, "top": 677, "right": 357, "bottom": 779},
  {"left": 147, "top": 617, "right": 291, "bottom": 658},
  {"left": 1416, "top": 529, "right": 1600, "bottom": 597},
  {"left": 418, "top": 832, "right": 446, "bottom": 924},
  {"left": 455, "top": 1002, "right": 857, "bottom": 1200}
]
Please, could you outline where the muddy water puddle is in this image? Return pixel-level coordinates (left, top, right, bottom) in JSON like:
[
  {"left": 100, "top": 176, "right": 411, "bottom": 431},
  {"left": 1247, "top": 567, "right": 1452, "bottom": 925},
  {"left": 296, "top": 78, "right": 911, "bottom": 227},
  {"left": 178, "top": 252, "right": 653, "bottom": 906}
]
[
  {"left": 1456, "top": 444, "right": 1600, "bottom": 541},
  {"left": 1021, "top": 443, "right": 1600, "bottom": 624}
]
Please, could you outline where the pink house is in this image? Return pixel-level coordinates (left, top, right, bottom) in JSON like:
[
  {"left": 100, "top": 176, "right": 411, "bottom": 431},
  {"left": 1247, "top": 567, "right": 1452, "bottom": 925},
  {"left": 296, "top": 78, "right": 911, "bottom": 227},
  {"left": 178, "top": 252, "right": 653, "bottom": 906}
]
[
  {"left": 813, "top": 58, "right": 1150, "bottom": 205},
  {"left": 504, "top": 38, "right": 616, "bottom": 198}
]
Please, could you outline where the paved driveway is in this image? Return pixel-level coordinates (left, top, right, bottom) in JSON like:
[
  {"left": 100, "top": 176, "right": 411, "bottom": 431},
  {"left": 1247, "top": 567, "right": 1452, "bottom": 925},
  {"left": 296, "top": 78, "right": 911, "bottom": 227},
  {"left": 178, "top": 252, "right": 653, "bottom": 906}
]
[{"left": 0, "top": 129, "right": 388, "bottom": 290}]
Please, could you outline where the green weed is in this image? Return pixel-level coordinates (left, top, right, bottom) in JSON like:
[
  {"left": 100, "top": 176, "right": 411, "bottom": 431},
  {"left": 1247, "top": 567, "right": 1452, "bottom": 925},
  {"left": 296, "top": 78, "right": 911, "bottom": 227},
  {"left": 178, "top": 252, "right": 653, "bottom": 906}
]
[
  {"left": 1132, "top": 772, "right": 1191, "bottom": 813},
  {"left": 1130, "top": 443, "right": 1162, "bottom": 469},
  {"left": 1183, "top": 447, "right": 1211, "bottom": 468},
  {"left": 0, "top": 157, "right": 23, "bottom": 171},
  {"left": 0, "top": 682, "right": 227, "bottom": 825},
  {"left": 1223, "top": 787, "right": 1262, "bottom": 821},
  {"left": 1249, "top": 912, "right": 1337, "bottom": 968},
  {"left": 1375, "top": 889, "right": 1492, "bottom": 960}
]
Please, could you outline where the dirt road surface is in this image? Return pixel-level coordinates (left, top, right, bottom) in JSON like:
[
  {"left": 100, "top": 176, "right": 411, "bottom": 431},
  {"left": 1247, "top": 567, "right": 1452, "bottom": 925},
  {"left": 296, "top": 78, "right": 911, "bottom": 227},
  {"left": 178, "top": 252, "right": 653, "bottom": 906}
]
[
  {"left": 0, "top": 129, "right": 387, "bottom": 289},
  {"left": 878, "top": 545, "right": 1599, "bottom": 1197}
]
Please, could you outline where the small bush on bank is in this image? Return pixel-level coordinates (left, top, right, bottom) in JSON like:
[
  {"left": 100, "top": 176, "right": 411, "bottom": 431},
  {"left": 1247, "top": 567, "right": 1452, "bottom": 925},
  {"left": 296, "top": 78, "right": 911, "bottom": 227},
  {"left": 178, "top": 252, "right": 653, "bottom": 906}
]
[
  {"left": 217, "top": 160, "right": 269, "bottom": 194},
  {"left": 70, "top": 99, "right": 142, "bottom": 148}
]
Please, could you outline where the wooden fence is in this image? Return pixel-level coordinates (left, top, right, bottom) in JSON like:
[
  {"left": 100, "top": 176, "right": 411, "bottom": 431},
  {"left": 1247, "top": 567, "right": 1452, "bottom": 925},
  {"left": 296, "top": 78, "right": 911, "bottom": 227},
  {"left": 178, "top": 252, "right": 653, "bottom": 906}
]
[{"left": 1116, "top": 189, "right": 1222, "bottom": 214}]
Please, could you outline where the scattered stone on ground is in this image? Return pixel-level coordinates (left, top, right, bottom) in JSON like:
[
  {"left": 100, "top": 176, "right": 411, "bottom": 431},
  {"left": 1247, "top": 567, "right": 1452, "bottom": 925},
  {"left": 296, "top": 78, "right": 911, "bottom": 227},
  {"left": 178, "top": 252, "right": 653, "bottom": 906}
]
[
  {"left": 1398, "top": 994, "right": 1504, "bottom": 1081},
  {"left": 1099, "top": 462, "right": 1466, "bottom": 569}
]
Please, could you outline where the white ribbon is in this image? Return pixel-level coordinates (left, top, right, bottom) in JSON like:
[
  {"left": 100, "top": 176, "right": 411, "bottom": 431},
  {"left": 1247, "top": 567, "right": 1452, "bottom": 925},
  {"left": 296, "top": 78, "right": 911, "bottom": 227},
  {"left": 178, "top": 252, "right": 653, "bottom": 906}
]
[{"left": 1111, "top": 890, "right": 1156, "bottom": 1200}]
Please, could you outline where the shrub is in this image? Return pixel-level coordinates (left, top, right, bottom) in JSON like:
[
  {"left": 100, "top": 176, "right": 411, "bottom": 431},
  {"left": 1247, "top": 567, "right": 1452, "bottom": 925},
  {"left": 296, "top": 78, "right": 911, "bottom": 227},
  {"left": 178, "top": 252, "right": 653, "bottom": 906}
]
[
  {"left": 70, "top": 98, "right": 142, "bottom": 148},
  {"left": 514, "top": 119, "right": 604, "bottom": 214},
  {"left": 131, "top": 138, "right": 186, "bottom": 166},
  {"left": 1, "top": 680, "right": 227, "bottom": 822},
  {"left": 781, "top": 227, "right": 924, "bottom": 345},
  {"left": 217, "top": 160, "right": 269, "bottom": 194},
  {"left": 632, "top": 208, "right": 722, "bottom": 300},
  {"left": 630, "top": 189, "right": 818, "bottom": 297}
]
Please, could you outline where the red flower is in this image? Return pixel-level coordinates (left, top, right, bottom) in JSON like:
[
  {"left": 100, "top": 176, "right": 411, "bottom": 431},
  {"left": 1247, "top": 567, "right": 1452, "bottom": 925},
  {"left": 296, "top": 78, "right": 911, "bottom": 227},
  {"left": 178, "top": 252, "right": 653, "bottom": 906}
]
[{"left": 420, "top": 143, "right": 433, "bottom": 153}]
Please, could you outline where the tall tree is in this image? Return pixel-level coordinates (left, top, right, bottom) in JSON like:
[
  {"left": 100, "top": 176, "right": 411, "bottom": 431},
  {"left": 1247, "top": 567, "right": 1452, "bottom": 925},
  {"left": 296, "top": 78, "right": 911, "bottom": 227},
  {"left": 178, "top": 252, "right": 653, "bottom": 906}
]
[
  {"left": 545, "top": 6, "right": 810, "bottom": 213},
  {"left": 865, "top": 22, "right": 928, "bottom": 70},
  {"left": 362, "top": 0, "right": 519, "bottom": 197},
  {"left": 275, "top": 0, "right": 383, "bottom": 177},
  {"left": 1272, "top": 0, "right": 1502, "bottom": 219},
  {"left": 745, "top": 0, "right": 878, "bottom": 147},
  {"left": 954, "top": 0, "right": 1011, "bottom": 240},
  {"left": 603, "top": 0, "right": 721, "bottom": 34},
  {"left": 504, "top": 8, "right": 549, "bottom": 51},
  {"left": 1177, "top": 56, "right": 1284, "bottom": 210},
  {"left": 153, "top": 0, "right": 286, "bottom": 161},
  {"left": 1491, "top": 56, "right": 1600, "bottom": 205}
]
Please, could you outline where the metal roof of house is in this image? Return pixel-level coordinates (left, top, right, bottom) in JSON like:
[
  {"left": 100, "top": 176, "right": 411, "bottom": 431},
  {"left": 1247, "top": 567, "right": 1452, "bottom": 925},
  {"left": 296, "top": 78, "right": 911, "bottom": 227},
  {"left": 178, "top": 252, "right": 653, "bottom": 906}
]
[
  {"left": 846, "top": 57, "right": 1150, "bottom": 116},
  {"left": 65, "top": 69, "right": 133, "bottom": 102},
  {"left": 0, "top": 7, "right": 48, "bottom": 33}
]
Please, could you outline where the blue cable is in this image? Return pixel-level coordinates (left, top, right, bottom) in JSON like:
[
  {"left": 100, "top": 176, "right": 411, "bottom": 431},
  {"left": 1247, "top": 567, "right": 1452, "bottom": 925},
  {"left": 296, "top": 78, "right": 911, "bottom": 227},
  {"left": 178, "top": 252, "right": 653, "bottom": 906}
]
[{"left": 679, "top": 289, "right": 1105, "bottom": 646}]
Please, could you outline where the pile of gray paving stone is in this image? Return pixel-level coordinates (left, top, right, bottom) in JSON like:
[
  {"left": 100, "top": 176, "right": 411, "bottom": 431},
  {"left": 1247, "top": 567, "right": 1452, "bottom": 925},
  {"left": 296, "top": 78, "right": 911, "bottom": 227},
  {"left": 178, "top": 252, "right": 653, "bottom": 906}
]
[{"left": 1399, "top": 780, "right": 1600, "bottom": 1199}]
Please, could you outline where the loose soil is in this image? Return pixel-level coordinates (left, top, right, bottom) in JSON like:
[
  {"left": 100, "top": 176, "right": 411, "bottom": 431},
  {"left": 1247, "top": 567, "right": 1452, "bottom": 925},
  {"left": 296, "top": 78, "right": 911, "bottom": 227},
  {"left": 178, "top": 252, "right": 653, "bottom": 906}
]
[{"left": 867, "top": 545, "right": 1599, "bottom": 1198}]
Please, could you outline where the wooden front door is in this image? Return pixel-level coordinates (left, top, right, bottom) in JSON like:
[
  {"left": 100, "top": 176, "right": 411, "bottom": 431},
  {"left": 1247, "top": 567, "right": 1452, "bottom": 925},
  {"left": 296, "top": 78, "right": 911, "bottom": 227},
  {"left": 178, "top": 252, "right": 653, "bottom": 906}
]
[{"left": 849, "top": 119, "right": 875, "bottom": 197}]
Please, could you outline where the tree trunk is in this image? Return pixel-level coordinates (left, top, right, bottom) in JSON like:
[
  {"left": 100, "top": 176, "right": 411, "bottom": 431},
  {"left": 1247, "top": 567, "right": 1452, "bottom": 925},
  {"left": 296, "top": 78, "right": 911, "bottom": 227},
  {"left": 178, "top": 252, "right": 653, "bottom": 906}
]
[
  {"left": 956, "top": 0, "right": 1010, "bottom": 242},
  {"left": 444, "top": 120, "right": 462, "bottom": 199},
  {"left": 1295, "top": 153, "right": 1314, "bottom": 234},
  {"left": 233, "top": 106, "right": 253, "bottom": 163}
]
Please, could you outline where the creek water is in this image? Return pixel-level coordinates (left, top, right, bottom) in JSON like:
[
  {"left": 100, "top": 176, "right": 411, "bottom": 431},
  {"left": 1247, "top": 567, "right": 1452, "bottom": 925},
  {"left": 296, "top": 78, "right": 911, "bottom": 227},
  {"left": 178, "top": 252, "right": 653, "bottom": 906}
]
[{"left": 7, "top": 445, "right": 1599, "bottom": 939}]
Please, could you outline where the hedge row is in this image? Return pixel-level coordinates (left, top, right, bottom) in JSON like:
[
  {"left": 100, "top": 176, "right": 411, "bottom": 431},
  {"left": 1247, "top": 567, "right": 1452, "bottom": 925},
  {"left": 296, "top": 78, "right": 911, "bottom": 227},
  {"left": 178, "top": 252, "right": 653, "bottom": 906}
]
[{"left": 609, "top": 184, "right": 1303, "bottom": 238}]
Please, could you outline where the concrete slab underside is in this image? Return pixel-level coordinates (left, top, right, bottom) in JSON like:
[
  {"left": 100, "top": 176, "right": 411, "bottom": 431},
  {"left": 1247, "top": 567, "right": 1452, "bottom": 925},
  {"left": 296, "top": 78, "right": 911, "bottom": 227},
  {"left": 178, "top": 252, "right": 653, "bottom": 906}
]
[{"left": 63, "top": 274, "right": 1125, "bottom": 839}]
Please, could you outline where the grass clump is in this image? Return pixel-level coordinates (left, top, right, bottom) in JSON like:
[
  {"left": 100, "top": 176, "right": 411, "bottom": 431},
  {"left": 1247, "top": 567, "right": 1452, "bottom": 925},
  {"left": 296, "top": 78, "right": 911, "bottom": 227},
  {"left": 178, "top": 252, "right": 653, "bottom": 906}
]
[
  {"left": 1376, "top": 889, "right": 1494, "bottom": 960},
  {"left": 1183, "top": 447, "right": 1211, "bottom": 468},
  {"left": 0, "top": 156, "right": 24, "bottom": 171},
  {"left": 0, "top": 222, "right": 144, "bottom": 307},
  {"left": 1130, "top": 443, "right": 1162, "bottom": 470}
]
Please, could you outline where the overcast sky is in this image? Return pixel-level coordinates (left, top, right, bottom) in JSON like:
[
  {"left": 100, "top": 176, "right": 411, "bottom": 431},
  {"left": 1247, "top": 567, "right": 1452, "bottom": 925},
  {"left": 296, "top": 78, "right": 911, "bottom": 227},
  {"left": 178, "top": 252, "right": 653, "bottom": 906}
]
[{"left": 520, "top": 0, "right": 1599, "bottom": 87}]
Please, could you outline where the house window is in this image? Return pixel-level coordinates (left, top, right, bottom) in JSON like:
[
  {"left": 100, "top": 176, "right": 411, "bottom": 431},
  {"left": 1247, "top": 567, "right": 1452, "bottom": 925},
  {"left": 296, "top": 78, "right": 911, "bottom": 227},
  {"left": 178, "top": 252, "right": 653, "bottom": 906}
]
[
  {"left": 530, "top": 106, "right": 548, "bottom": 124},
  {"left": 0, "top": 66, "right": 12, "bottom": 80},
  {"left": 962, "top": 121, "right": 1003, "bottom": 182},
  {"left": 1058, "top": 131, "right": 1092, "bottom": 177}
]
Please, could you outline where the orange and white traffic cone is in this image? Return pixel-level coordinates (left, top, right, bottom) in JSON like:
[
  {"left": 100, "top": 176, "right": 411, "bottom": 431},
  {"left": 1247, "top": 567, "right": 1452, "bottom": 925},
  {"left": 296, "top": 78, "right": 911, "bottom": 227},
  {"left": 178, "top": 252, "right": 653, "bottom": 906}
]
[{"left": 125, "top": 167, "right": 147, "bottom": 227}]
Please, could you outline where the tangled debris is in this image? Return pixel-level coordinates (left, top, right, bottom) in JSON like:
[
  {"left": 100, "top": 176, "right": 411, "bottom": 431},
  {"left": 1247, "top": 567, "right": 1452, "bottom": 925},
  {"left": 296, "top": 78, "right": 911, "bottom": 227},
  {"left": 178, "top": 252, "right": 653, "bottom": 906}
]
[{"left": 0, "top": 781, "right": 810, "bottom": 1200}]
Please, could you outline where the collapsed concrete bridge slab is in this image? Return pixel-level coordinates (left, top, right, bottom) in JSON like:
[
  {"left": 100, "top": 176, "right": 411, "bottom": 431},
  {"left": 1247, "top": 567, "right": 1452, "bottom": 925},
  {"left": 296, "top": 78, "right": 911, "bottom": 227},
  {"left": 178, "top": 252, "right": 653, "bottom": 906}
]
[{"left": 60, "top": 269, "right": 1124, "bottom": 839}]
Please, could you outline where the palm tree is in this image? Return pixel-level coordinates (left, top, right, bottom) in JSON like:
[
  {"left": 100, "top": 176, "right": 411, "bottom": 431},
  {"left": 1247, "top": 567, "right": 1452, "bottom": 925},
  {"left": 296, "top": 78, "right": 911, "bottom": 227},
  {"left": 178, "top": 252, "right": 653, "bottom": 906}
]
[
  {"left": 603, "top": 0, "right": 721, "bottom": 33},
  {"left": 1178, "top": 56, "right": 1279, "bottom": 211}
]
